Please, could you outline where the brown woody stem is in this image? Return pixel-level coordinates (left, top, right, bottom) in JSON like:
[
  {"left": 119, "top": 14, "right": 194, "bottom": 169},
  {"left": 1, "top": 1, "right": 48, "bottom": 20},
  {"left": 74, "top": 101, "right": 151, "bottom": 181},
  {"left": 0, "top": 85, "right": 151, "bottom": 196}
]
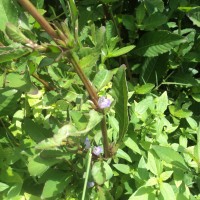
[{"left": 18, "top": 0, "right": 60, "bottom": 40}]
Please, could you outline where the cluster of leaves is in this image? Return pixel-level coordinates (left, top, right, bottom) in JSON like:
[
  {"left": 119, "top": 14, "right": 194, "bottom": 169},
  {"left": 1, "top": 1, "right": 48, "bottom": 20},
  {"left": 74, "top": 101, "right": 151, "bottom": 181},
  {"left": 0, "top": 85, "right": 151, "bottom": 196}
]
[{"left": 0, "top": 0, "right": 200, "bottom": 199}]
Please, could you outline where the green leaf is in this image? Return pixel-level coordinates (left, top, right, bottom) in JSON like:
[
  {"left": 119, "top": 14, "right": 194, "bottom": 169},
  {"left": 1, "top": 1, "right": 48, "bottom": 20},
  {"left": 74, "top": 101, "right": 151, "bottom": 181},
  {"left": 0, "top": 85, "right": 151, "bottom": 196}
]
[
  {"left": 129, "top": 186, "right": 155, "bottom": 200},
  {"left": 0, "top": 0, "right": 18, "bottom": 31},
  {"left": 140, "top": 54, "right": 168, "bottom": 83},
  {"left": 116, "top": 149, "right": 132, "bottom": 163},
  {"left": 41, "top": 173, "right": 71, "bottom": 199},
  {"left": 97, "top": 187, "right": 114, "bottom": 200},
  {"left": 187, "top": 8, "right": 200, "bottom": 27},
  {"left": 6, "top": 71, "right": 32, "bottom": 92},
  {"left": 22, "top": 118, "right": 49, "bottom": 143},
  {"left": 0, "top": 182, "right": 9, "bottom": 192},
  {"left": 6, "top": 183, "right": 22, "bottom": 199},
  {"left": 108, "top": 45, "right": 135, "bottom": 58},
  {"left": 144, "top": 0, "right": 164, "bottom": 13},
  {"left": 160, "top": 171, "right": 173, "bottom": 181},
  {"left": 0, "top": 46, "right": 31, "bottom": 63},
  {"left": 113, "top": 164, "right": 131, "bottom": 174},
  {"left": 6, "top": 23, "right": 29, "bottom": 44},
  {"left": 134, "top": 83, "right": 155, "bottom": 94},
  {"left": 0, "top": 88, "right": 21, "bottom": 117},
  {"left": 147, "top": 151, "right": 163, "bottom": 176},
  {"left": 93, "top": 69, "right": 113, "bottom": 90},
  {"left": 28, "top": 155, "right": 60, "bottom": 176},
  {"left": 169, "top": 105, "right": 192, "bottom": 118},
  {"left": 134, "top": 31, "right": 185, "bottom": 57},
  {"left": 156, "top": 91, "right": 168, "bottom": 114},
  {"left": 111, "top": 66, "right": 129, "bottom": 142},
  {"left": 124, "top": 137, "right": 141, "bottom": 155},
  {"left": 92, "top": 161, "right": 113, "bottom": 185},
  {"left": 142, "top": 13, "right": 167, "bottom": 30},
  {"left": 152, "top": 145, "right": 188, "bottom": 171},
  {"left": 136, "top": 3, "right": 146, "bottom": 24},
  {"left": 160, "top": 182, "right": 176, "bottom": 200}
]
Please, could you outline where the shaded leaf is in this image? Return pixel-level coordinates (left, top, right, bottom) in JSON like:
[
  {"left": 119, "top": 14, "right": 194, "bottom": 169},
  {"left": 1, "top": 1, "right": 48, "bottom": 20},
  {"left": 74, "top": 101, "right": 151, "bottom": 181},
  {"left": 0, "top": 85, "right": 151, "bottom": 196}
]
[
  {"left": 111, "top": 66, "right": 129, "bottom": 142},
  {"left": 134, "top": 31, "right": 185, "bottom": 57},
  {"left": 188, "top": 8, "right": 200, "bottom": 27}
]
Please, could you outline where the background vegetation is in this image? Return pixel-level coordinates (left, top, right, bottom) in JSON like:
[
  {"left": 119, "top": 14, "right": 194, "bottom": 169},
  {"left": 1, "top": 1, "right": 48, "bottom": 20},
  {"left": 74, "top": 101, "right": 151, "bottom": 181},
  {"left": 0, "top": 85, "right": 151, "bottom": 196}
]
[{"left": 0, "top": 0, "right": 200, "bottom": 199}]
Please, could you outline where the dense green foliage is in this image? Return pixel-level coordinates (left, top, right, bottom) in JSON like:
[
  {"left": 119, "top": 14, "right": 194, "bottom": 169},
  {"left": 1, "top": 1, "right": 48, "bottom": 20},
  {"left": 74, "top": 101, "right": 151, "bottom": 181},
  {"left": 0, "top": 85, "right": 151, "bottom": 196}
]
[{"left": 0, "top": 0, "right": 200, "bottom": 199}]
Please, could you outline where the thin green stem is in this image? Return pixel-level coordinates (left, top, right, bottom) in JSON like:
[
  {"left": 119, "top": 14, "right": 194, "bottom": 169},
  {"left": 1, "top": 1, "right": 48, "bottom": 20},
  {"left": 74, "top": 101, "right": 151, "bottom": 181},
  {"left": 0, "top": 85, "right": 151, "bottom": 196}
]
[
  {"left": 101, "top": 113, "right": 109, "bottom": 158},
  {"left": 82, "top": 148, "right": 92, "bottom": 200}
]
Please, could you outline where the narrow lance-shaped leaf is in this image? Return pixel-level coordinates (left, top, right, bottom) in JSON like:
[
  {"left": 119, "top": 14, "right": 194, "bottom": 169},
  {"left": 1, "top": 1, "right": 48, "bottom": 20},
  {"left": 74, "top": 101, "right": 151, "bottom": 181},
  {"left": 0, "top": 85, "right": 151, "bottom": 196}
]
[
  {"left": 134, "top": 31, "right": 186, "bottom": 57},
  {"left": 108, "top": 45, "right": 135, "bottom": 58},
  {"left": 111, "top": 66, "right": 129, "bottom": 142}
]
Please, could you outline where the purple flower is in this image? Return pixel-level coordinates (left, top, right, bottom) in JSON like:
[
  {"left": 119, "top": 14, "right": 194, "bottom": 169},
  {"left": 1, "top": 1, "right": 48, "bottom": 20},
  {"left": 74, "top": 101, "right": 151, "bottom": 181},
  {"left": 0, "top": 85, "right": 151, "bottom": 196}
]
[
  {"left": 93, "top": 146, "right": 103, "bottom": 156},
  {"left": 84, "top": 137, "right": 91, "bottom": 149},
  {"left": 98, "top": 96, "right": 111, "bottom": 109},
  {"left": 87, "top": 181, "right": 95, "bottom": 188}
]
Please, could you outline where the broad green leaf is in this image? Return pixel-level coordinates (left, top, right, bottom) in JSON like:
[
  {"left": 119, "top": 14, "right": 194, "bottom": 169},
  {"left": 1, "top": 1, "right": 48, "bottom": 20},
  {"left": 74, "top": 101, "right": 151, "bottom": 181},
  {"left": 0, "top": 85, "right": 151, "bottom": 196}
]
[
  {"left": 0, "top": 88, "right": 21, "bottom": 117},
  {"left": 144, "top": 0, "right": 164, "bottom": 13},
  {"left": 111, "top": 66, "right": 129, "bottom": 142},
  {"left": 192, "top": 93, "right": 200, "bottom": 102},
  {"left": 169, "top": 105, "right": 192, "bottom": 118},
  {"left": 188, "top": 8, "right": 200, "bottom": 27},
  {"left": 77, "top": 110, "right": 102, "bottom": 135},
  {"left": 0, "top": 46, "right": 31, "bottom": 63},
  {"left": 156, "top": 91, "right": 168, "bottom": 114},
  {"left": 41, "top": 174, "right": 71, "bottom": 199},
  {"left": 160, "top": 171, "right": 173, "bottom": 181},
  {"left": 122, "top": 15, "right": 135, "bottom": 31},
  {"left": 79, "top": 53, "right": 99, "bottom": 69},
  {"left": 134, "top": 31, "right": 185, "bottom": 57},
  {"left": 0, "top": 0, "right": 18, "bottom": 31},
  {"left": 124, "top": 137, "right": 141, "bottom": 155},
  {"left": 22, "top": 118, "right": 49, "bottom": 143},
  {"left": 108, "top": 45, "right": 135, "bottom": 58},
  {"left": 6, "top": 72, "right": 32, "bottom": 92},
  {"left": 134, "top": 83, "right": 155, "bottom": 94},
  {"left": 28, "top": 155, "right": 60, "bottom": 176},
  {"left": 147, "top": 151, "right": 163, "bottom": 176},
  {"left": 160, "top": 182, "right": 176, "bottom": 200},
  {"left": 93, "top": 69, "right": 113, "bottom": 90},
  {"left": 134, "top": 96, "right": 154, "bottom": 116},
  {"left": 152, "top": 145, "right": 188, "bottom": 171},
  {"left": 129, "top": 186, "right": 155, "bottom": 200},
  {"left": 140, "top": 54, "right": 168, "bottom": 83},
  {"left": 70, "top": 110, "right": 88, "bottom": 130},
  {"left": 142, "top": 13, "right": 167, "bottom": 30},
  {"left": 0, "top": 182, "right": 9, "bottom": 192},
  {"left": 92, "top": 161, "right": 113, "bottom": 185},
  {"left": 0, "top": 167, "right": 22, "bottom": 184},
  {"left": 113, "top": 164, "right": 131, "bottom": 174},
  {"left": 6, "top": 183, "right": 22, "bottom": 199},
  {"left": 36, "top": 110, "right": 102, "bottom": 149},
  {"left": 116, "top": 149, "right": 132, "bottom": 163}
]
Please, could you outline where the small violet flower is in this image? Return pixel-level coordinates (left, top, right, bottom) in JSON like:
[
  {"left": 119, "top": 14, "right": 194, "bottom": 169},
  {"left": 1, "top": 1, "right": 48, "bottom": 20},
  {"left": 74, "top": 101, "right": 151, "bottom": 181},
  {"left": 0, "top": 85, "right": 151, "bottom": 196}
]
[
  {"left": 93, "top": 146, "right": 103, "bottom": 156},
  {"left": 98, "top": 96, "right": 111, "bottom": 109},
  {"left": 87, "top": 181, "right": 95, "bottom": 188},
  {"left": 84, "top": 137, "right": 91, "bottom": 149}
]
